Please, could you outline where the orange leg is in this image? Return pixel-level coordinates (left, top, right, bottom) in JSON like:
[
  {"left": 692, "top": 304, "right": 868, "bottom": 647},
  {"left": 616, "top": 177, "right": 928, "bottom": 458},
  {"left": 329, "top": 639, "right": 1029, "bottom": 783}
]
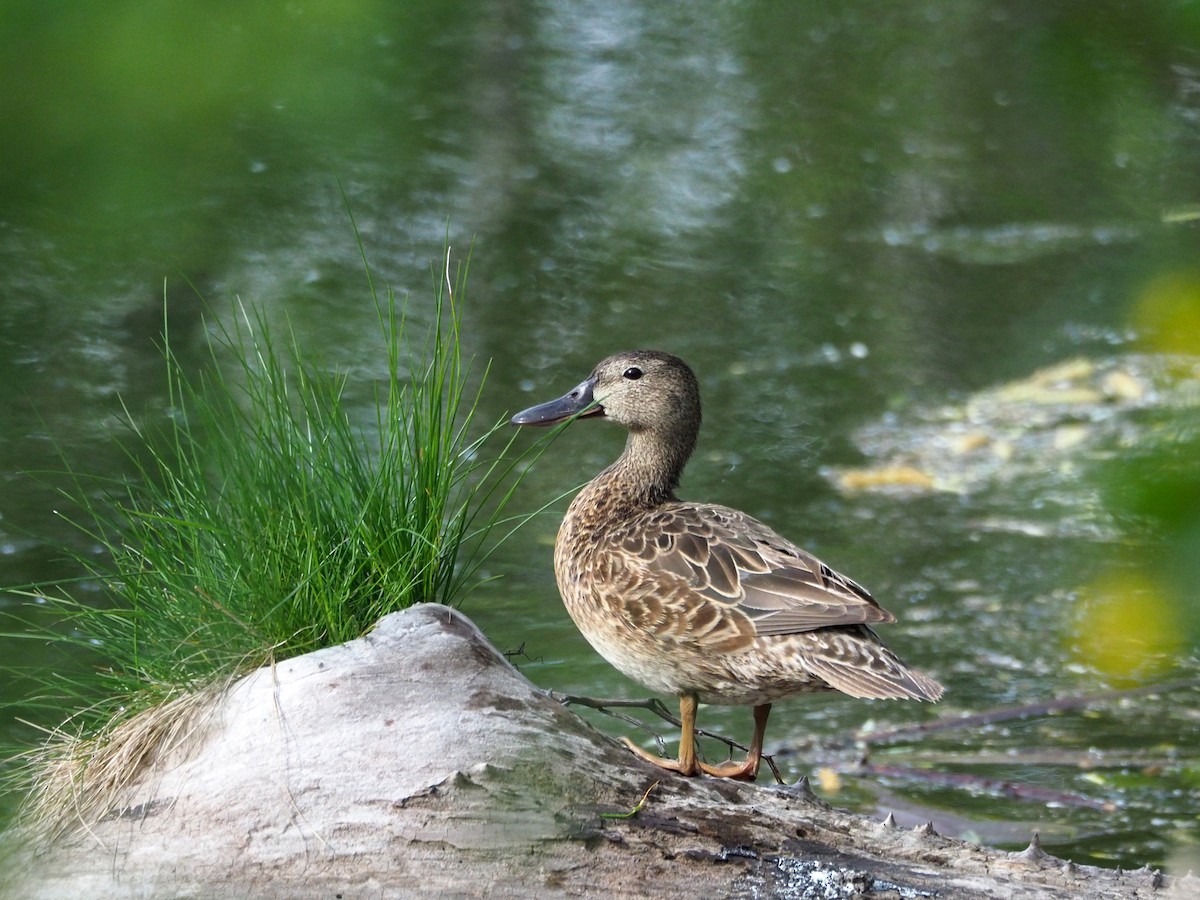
[
  {"left": 698, "top": 703, "right": 771, "bottom": 781},
  {"left": 622, "top": 697, "right": 772, "bottom": 781},
  {"left": 622, "top": 692, "right": 703, "bottom": 776}
]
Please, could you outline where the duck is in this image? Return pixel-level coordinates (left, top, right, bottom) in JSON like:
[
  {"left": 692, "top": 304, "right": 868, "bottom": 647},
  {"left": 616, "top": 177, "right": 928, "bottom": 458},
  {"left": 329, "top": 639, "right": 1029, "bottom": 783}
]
[{"left": 511, "top": 350, "right": 943, "bottom": 780}]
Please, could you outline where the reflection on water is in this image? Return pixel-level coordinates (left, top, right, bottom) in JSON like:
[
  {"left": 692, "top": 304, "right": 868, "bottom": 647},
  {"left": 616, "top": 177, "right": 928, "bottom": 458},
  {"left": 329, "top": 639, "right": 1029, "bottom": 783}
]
[{"left": 2, "top": 0, "right": 1200, "bottom": 873}]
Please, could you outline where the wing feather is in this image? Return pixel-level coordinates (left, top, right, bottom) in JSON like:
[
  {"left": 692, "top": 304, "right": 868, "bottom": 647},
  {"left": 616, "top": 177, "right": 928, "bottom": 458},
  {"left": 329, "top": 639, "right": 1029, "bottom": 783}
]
[{"left": 638, "top": 503, "right": 896, "bottom": 640}]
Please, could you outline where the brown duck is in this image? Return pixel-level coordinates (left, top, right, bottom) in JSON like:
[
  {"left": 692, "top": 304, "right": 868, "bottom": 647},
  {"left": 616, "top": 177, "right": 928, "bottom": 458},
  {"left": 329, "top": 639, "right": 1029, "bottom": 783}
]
[{"left": 512, "top": 350, "right": 943, "bottom": 780}]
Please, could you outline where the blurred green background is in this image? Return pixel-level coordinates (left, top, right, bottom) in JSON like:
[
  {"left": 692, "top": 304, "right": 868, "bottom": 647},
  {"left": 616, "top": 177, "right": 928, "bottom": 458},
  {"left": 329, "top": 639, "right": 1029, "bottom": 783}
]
[{"left": 2, "top": 0, "right": 1199, "bottom": 873}]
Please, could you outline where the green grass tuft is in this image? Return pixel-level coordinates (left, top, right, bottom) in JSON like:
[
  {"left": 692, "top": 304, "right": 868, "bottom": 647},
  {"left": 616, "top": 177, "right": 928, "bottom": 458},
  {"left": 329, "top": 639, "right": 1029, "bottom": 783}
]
[{"left": 0, "top": 244, "right": 557, "bottom": 833}]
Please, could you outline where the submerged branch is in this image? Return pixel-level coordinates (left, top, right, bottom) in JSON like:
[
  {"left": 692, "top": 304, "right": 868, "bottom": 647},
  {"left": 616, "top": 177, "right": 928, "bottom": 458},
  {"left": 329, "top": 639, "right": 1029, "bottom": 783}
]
[
  {"left": 858, "top": 677, "right": 1200, "bottom": 746},
  {"left": 848, "top": 763, "right": 1116, "bottom": 812},
  {"left": 550, "top": 679, "right": 1197, "bottom": 815}
]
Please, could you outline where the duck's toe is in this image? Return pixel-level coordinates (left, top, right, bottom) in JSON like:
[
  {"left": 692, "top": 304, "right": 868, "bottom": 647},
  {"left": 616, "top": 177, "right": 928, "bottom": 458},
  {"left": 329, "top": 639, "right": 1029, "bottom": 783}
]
[
  {"left": 697, "top": 756, "right": 761, "bottom": 781},
  {"left": 621, "top": 736, "right": 701, "bottom": 777}
]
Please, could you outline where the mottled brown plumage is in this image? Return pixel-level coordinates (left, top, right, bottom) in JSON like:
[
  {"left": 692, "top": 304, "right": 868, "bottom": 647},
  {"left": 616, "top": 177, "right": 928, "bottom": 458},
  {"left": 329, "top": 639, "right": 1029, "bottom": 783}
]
[{"left": 512, "top": 350, "right": 943, "bottom": 780}]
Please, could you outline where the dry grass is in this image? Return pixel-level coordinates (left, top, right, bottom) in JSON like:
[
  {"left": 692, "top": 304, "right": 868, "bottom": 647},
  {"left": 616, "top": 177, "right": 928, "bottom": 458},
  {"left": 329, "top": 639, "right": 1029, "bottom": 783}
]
[{"left": 14, "top": 677, "right": 232, "bottom": 845}]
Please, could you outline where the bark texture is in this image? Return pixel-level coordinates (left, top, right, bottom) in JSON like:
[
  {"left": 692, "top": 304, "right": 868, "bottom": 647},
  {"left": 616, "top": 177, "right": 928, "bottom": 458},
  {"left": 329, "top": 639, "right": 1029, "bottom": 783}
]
[{"left": 3, "top": 604, "right": 1191, "bottom": 898}]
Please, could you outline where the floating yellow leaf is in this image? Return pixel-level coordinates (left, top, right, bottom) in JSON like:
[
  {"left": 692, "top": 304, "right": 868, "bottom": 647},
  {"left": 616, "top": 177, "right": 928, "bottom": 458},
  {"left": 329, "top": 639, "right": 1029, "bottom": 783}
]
[
  {"left": 835, "top": 465, "right": 935, "bottom": 492},
  {"left": 816, "top": 766, "right": 842, "bottom": 794}
]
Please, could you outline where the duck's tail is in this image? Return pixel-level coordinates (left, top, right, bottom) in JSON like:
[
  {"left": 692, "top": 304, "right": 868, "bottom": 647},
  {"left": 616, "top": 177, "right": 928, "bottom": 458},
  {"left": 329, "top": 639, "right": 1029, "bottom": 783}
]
[{"left": 797, "top": 625, "right": 945, "bottom": 702}]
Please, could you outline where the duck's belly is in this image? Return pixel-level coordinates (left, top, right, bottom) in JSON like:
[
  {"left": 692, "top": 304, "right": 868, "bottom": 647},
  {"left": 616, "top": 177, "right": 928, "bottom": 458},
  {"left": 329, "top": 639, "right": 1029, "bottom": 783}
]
[{"left": 572, "top": 614, "right": 833, "bottom": 707}]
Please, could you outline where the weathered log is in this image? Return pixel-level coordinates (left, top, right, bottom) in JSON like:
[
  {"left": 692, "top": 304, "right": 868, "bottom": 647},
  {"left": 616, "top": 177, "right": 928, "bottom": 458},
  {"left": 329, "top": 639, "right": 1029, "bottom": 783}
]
[{"left": 2, "top": 604, "right": 1189, "bottom": 898}]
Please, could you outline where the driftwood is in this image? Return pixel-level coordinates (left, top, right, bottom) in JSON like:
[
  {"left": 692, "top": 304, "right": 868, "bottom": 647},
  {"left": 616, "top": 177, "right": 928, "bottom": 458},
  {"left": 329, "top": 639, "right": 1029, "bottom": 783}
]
[{"left": 1, "top": 604, "right": 1190, "bottom": 898}]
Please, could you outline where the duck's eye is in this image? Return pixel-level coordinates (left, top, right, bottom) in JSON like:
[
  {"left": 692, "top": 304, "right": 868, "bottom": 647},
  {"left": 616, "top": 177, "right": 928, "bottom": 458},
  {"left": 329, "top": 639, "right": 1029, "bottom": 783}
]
[{"left": 623, "top": 366, "right": 643, "bottom": 380}]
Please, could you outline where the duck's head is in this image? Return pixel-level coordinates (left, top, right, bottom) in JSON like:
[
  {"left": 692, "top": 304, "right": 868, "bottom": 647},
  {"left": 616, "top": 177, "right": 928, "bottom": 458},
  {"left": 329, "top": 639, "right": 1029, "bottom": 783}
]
[{"left": 511, "top": 350, "right": 701, "bottom": 441}]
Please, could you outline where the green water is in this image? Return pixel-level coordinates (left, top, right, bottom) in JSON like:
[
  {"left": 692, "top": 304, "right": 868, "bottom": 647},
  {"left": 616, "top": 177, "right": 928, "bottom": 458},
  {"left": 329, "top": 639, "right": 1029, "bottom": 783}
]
[{"left": 2, "top": 0, "right": 1199, "bottom": 874}]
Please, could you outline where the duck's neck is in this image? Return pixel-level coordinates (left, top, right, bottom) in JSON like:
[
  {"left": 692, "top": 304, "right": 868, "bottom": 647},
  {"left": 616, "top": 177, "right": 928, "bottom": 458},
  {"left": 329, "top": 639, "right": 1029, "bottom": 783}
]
[{"left": 586, "top": 426, "right": 696, "bottom": 512}]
